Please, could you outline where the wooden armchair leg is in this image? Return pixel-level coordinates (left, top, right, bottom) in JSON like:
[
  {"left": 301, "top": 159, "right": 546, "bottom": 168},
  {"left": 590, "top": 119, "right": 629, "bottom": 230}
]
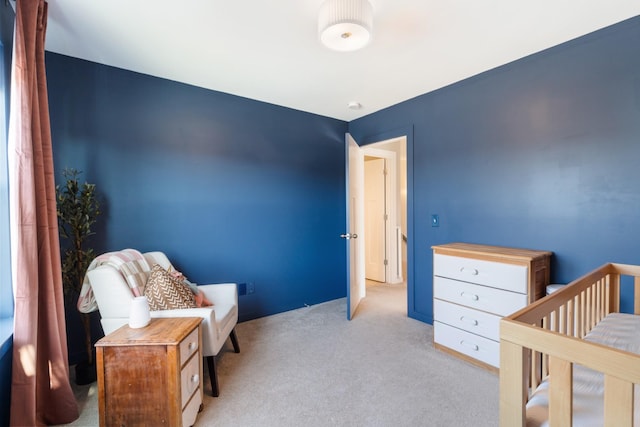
[
  {"left": 230, "top": 328, "right": 240, "bottom": 353},
  {"left": 204, "top": 330, "right": 239, "bottom": 397},
  {"left": 206, "top": 356, "right": 219, "bottom": 397}
]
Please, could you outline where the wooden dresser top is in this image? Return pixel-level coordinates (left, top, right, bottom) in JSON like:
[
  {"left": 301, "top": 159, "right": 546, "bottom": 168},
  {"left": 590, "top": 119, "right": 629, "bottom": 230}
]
[
  {"left": 432, "top": 242, "right": 552, "bottom": 262},
  {"left": 95, "top": 317, "right": 201, "bottom": 347}
]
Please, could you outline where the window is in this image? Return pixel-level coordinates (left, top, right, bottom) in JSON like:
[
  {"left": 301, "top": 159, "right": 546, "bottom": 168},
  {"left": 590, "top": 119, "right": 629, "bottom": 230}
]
[{"left": 0, "top": 38, "right": 14, "bottom": 344}]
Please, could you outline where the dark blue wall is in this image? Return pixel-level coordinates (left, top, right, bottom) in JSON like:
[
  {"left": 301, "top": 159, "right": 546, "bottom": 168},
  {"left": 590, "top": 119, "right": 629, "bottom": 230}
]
[
  {"left": 46, "top": 54, "right": 349, "bottom": 339},
  {"left": 350, "top": 16, "right": 640, "bottom": 323}
]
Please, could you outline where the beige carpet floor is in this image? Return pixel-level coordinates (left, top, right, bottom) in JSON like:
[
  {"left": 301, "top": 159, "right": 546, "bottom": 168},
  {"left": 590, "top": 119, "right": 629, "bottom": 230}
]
[{"left": 60, "top": 282, "right": 499, "bottom": 426}]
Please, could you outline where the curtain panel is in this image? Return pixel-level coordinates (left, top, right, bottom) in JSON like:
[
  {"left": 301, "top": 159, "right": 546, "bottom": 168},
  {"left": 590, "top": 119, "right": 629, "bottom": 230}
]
[{"left": 8, "top": 0, "right": 78, "bottom": 425}]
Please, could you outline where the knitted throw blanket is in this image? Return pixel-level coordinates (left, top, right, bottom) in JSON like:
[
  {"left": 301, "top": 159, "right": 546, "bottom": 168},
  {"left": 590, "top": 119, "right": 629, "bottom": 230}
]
[{"left": 77, "top": 248, "right": 150, "bottom": 313}]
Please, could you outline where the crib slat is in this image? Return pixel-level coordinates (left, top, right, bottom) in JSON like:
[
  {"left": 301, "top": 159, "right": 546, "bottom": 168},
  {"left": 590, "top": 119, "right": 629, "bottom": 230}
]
[
  {"left": 596, "top": 280, "right": 602, "bottom": 321},
  {"left": 577, "top": 293, "right": 585, "bottom": 338},
  {"left": 567, "top": 299, "right": 574, "bottom": 337},
  {"left": 603, "top": 375, "right": 633, "bottom": 427},
  {"left": 586, "top": 287, "right": 592, "bottom": 331},
  {"left": 549, "top": 356, "right": 573, "bottom": 427},
  {"left": 531, "top": 349, "right": 541, "bottom": 390},
  {"left": 635, "top": 276, "right": 640, "bottom": 315},
  {"left": 600, "top": 279, "right": 606, "bottom": 319},
  {"left": 541, "top": 316, "right": 549, "bottom": 377}
]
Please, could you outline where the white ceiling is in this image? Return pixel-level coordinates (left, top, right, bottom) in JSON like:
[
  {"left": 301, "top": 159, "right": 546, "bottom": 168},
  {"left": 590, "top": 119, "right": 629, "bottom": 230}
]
[{"left": 42, "top": 1, "right": 640, "bottom": 121}]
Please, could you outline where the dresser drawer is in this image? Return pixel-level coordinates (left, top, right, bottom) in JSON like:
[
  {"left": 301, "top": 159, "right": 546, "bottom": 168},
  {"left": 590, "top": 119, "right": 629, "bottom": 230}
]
[
  {"left": 434, "top": 276, "right": 527, "bottom": 316},
  {"left": 180, "top": 353, "right": 200, "bottom": 409},
  {"left": 434, "top": 254, "right": 528, "bottom": 294},
  {"left": 182, "top": 384, "right": 202, "bottom": 427},
  {"left": 180, "top": 326, "right": 199, "bottom": 365},
  {"left": 434, "top": 321, "right": 499, "bottom": 368},
  {"left": 433, "top": 298, "right": 501, "bottom": 341}
]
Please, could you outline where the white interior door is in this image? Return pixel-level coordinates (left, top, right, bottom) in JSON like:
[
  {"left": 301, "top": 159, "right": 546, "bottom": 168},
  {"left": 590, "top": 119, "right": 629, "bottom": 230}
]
[
  {"left": 362, "top": 145, "right": 402, "bottom": 284},
  {"left": 364, "top": 158, "right": 386, "bottom": 282},
  {"left": 343, "top": 133, "right": 365, "bottom": 320}
]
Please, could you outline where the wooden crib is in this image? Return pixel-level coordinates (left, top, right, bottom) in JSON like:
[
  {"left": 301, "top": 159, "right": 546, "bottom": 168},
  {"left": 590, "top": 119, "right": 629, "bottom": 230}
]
[{"left": 499, "top": 263, "right": 640, "bottom": 426}]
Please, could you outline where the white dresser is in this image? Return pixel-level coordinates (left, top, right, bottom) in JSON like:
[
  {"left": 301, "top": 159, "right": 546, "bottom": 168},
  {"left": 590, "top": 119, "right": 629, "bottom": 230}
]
[{"left": 432, "top": 243, "right": 551, "bottom": 372}]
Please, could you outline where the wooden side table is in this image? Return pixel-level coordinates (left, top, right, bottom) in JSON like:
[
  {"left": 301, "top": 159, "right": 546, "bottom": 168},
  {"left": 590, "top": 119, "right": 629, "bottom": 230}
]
[{"left": 96, "top": 317, "right": 203, "bottom": 427}]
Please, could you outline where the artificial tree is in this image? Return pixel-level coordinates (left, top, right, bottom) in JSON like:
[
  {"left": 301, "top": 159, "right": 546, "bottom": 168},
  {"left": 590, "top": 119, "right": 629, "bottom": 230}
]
[{"left": 56, "top": 168, "right": 100, "bottom": 368}]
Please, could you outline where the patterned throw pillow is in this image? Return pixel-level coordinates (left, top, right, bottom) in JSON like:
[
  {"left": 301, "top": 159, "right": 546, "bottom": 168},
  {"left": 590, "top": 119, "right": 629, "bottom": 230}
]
[{"left": 144, "top": 264, "right": 197, "bottom": 311}]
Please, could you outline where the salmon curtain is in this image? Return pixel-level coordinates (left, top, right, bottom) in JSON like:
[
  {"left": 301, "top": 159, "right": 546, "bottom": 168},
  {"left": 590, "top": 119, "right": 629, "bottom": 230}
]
[{"left": 8, "top": 0, "right": 79, "bottom": 425}]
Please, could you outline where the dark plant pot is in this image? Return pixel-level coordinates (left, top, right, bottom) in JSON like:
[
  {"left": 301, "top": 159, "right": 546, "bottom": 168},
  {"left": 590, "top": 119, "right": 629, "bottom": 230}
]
[{"left": 75, "top": 360, "right": 96, "bottom": 385}]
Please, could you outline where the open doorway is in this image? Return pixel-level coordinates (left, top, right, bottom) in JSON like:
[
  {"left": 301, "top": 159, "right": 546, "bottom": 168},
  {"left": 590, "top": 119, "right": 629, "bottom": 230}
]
[{"left": 362, "top": 137, "right": 407, "bottom": 310}]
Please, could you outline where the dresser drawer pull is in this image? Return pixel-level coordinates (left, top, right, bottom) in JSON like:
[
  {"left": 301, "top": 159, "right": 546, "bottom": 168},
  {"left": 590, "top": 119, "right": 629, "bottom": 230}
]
[
  {"left": 188, "top": 342, "right": 197, "bottom": 351},
  {"left": 459, "top": 316, "right": 478, "bottom": 326},
  {"left": 460, "top": 340, "right": 479, "bottom": 351},
  {"left": 191, "top": 374, "right": 199, "bottom": 384},
  {"left": 459, "top": 267, "right": 479, "bottom": 276},
  {"left": 460, "top": 292, "right": 479, "bottom": 301}
]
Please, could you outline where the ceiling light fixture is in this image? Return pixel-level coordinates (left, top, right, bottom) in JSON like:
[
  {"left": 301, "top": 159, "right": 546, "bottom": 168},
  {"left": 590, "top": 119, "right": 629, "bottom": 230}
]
[{"left": 318, "top": 0, "right": 373, "bottom": 52}]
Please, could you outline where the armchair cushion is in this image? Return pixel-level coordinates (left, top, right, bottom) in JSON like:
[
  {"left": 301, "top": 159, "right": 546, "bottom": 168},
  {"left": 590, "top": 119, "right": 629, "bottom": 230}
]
[{"left": 144, "top": 264, "right": 197, "bottom": 310}]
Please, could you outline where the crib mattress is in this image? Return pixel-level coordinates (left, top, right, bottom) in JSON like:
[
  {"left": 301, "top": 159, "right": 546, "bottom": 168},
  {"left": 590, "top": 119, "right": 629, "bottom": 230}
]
[{"left": 526, "top": 312, "right": 640, "bottom": 427}]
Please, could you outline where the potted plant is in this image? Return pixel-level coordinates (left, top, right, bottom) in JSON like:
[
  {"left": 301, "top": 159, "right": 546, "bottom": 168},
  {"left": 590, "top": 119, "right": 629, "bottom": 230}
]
[{"left": 56, "top": 168, "right": 100, "bottom": 384}]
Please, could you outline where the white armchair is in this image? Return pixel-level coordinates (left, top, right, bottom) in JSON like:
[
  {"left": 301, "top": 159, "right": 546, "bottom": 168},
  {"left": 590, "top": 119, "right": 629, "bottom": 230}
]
[{"left": 86, "top": 250, "right": 240, "bottom": 396}]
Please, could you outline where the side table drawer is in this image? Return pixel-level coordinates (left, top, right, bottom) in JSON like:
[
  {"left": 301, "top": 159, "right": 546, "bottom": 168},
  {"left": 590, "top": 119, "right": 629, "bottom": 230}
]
[
  {"left": 181, "top": 352, "right": 201, "bottom": 409},
  {"left": 434, "top": 276, "right": 527, "bottom": 316},
  {"left": 434, "top": 298, "right": 501, "bottom": 341},
  {"left": 434, "top": 321, "right": 499, "bottom": 368},
  {"left": 180, "top": 326, "right": 199, "bottom": 365},
  {"left": 434, "top": 254, "right": 528, "bottom": 293},
  {"left": 182, "top": 388, "right": 203, "bottom": 427}
]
